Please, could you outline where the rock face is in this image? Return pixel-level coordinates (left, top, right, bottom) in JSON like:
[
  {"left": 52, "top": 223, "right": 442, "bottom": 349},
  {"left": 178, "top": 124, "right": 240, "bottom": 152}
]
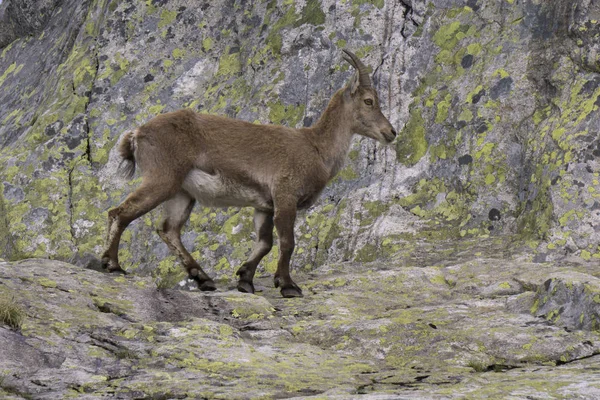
[
  {"left": 1, "top": 1, "right": 600, "bottom": 396},
  {"left": 0, "top": 0, "right": 599, "bottom": 281},
  {"left": 1, "top": 255, "right": 600, "bottom": 398}
]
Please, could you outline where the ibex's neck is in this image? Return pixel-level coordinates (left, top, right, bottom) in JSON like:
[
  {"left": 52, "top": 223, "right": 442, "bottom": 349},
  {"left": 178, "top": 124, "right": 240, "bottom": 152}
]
[{"left": 305, "top": 89, "right": 354, "bottom": 179}]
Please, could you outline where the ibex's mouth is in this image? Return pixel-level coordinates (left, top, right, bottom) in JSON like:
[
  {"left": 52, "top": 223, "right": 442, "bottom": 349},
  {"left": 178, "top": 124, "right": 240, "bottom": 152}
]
[{"left": 383, "top": 128, "right": 397, "bottom": 143}]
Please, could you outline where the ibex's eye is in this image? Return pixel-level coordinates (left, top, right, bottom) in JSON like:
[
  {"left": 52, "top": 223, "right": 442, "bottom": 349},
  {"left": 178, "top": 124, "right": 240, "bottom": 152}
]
[{"left": 364, "top": 99, "right": 373, "bottom": 106}]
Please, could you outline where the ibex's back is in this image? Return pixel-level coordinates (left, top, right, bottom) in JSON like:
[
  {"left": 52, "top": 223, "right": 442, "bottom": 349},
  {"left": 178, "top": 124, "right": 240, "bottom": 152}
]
[
  {"left": 123, "top": 109, "right": 331, "bottom": 210},
  {"left": 102, "top": 50, "right": 396, "bottom": 298}
]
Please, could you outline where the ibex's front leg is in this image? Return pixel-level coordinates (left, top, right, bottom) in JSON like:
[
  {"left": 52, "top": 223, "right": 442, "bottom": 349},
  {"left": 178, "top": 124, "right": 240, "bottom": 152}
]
[
  {"left": 273, "top": 200, "right": 303, "bottom": 298},
  {"left": 158, "top": 191, "right": 216, "bottom": 291},
  {"left": 236, "top": 210, "right": 274, "bottom": 294}
]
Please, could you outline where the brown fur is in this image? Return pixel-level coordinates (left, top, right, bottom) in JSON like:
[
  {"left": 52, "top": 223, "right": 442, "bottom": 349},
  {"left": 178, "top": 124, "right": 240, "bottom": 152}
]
[
  {"left": 117, "top": 130, "right": 136, "bottom": 179},
  {"left": 101, "top": 50, "right": 396, "bottom": 298}
]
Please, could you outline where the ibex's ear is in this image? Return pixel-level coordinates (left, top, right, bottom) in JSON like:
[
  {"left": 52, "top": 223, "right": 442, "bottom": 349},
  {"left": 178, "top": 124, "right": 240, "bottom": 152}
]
[{"left": 346, "top": 72, "right": 360, "bottom": 96}]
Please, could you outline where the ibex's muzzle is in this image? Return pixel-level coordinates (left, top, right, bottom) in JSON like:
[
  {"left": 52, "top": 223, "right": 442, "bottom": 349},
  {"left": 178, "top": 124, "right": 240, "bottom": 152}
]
[{"left": 383, "top": 128, "right": 397, "bottom": 143}]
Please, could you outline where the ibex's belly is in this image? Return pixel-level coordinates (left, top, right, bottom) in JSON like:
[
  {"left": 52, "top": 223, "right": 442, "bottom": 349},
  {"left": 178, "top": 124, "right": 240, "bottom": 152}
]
[{"left": 182, "top": 169, "right": 270, "bottom": 209}]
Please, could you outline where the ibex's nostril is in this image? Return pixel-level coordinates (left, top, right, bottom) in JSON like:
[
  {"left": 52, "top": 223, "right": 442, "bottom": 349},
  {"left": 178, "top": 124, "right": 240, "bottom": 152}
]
[{"left": 391, "top": 129, "right": 397, "bottom": 137}]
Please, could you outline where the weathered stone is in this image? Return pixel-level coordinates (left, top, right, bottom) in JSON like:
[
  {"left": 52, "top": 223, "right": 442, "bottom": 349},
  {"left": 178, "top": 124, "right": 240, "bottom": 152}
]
[
  {"left": 0, "top": 0, "right": 598, "bottom": 279},
  {"left": 532, "top": 272, "right": 600, "bottom": 332},
  {"left": 1, "top": 255, "right": 600, "bottom": 398}
]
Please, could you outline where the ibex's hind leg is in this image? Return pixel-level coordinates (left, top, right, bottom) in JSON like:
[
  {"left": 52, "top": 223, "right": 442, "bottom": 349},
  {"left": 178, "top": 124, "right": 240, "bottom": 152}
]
[
  {"left": 236, "top": 210, "right": 274, "bottom": 294},
  {"left": 157, "top": 191, "right": 216, "bottom": 291},
  {"left": 102, "top": 180, "right": 176, "bottom": 273}
]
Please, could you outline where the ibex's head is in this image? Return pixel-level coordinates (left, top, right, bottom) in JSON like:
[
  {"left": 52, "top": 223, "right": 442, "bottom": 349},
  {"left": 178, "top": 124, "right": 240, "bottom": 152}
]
[{"left": 342, "top": 49, "right": 396, "bottom": 144}]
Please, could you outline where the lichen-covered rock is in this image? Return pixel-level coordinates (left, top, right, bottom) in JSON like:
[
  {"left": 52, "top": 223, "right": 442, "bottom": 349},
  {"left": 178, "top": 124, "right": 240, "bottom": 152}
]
[
  {"left": 568, "top": 0, "right": 600, "bottom": 73},
  {"left": 0, "top": 0, "right": 62, "bottom": 47},
  {"left": 531, "top": 272, "right": 600, "bottom": 332},
  {"left": 1, "top": 254, "right": 600, "bottom": 398},
  {"left": 0, "top": 0, "right": 599, "bottom": 282}
]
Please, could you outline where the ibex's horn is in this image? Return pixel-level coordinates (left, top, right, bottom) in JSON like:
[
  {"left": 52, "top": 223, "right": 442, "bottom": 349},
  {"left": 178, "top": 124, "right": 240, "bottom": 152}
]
[{"left": 342, "top": 49, "right": 372, "bottom": 88}]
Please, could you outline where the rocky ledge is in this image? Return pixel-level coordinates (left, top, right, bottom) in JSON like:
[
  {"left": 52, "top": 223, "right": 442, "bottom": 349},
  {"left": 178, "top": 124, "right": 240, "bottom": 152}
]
[{"left": 1, "top": 240, "right": 600, "bottom": 399}]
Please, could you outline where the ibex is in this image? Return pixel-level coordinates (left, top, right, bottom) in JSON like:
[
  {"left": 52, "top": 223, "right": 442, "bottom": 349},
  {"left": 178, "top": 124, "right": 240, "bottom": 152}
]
[{"left": 101, "top": 50, "right": 396, "bottom": 298}]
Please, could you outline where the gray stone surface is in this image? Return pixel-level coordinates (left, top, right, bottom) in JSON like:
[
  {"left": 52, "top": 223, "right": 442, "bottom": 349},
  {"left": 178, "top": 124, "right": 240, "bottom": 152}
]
[
  {"left": 0, "top": 0, "right": 599, "bottom": 281},
  {"left": 532, "top": 271, "right": 600, "bottom": 332},
  {"left": 1, "top": 254, "right": 600, "bottom": 398}
]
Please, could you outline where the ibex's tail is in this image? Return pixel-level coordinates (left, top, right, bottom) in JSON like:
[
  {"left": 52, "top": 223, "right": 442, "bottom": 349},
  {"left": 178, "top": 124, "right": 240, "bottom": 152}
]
[{"left": 117, "top": 130, "right": 136, "bottom": 179}]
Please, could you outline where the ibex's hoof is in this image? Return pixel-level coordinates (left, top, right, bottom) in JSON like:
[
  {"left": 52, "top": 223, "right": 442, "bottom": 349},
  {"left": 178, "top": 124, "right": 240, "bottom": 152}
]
[
  {"left": 109, "top": 266, "right": 128, "bottom": 275},
  {"left": 281, "top": 285, "right": 303, "bottom": 298},
  {"left": 237, "top": 280, "right": 255, "bottom": 294},
  {"left": 274, "top": 276, "right": 303, "bottom": 297},
  {"left": 101, "top": 258, "right": 127, "bottom": 274},
  {"left": 280, "top": 281, "right": 303, "bottom": 298},
  {"left": 198, "top": 279, "right": 217, "bottom": 291}
]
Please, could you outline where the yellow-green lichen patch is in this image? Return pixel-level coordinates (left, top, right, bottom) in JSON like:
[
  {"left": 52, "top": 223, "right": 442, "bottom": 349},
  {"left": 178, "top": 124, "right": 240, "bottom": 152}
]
[
  {"left": 221, "top": 208, "right": 254, "bottom": 245},
  {"left": 2, "top": 108, "right": 24, "bottom": 126},
  {"left": 268, "top": 101, "right": 305, "bottom": 127},
  {"left": 148, "top": 103, "right": 165, "bottom": 115},
  {"left": 158, "top": 9, "right": 177, "bottom": 29},
  {"left": 355, "top": 243, "right": 378, "bottom": 262},
  {"left": 352, "top": 0, "right": 384, "bottom": 10},
  {"left": 0, "top": 41, "right": 14, "bottom": 58},
  {"left": 336, "top": 165, "right": 359, "bottom": 181},
  {"left": 435, "top": 93, "right": 453, "bottom": 123},
  {"left": 0, "top": 62, "right": 23, "bottom": 87},
  {"left": 37, "top": 277, "right": 58, "bottom": 288},
  {"left": 353, "top": 200, "right": 390, "bottom": 232},
  {"left": 162, "top": 58, "right": 173, "bottom": 69},
  {"left": 466, "top": 42, "right": 483, "bottom": 56},
  {"left": 499, "top": 281, "right": 511, "bottom": 289},
  {"left": 466, "top": 85, "right": 484, "bottom": 103},
  {"left": 299, "top": 201, "right": 345, "bottom": 267},
  {"left": 153, "top": 256, "right": 187, "bottom": 289},
  {"left": 73, "top": 57, "right": 97, "bottom": 89},
  {"left": 428, "top": 272, "right": 449, "bottom": 286},
  {"left": 172, "top": 48, "right": 186, "bottom": 59},
  {"left": 297, "top": 0, "right": 327, "bottom": 26},
  {"left": 396, "top": 108, "right": 428, "bottom": 166},
  {"left": 0, "top": 186, "right": 18, "bottom": 260},
  {"left": 458, "top": 108, "right": 473, "bottom": 122},
  {"left": 261, "top": 245, "right": 280, "bottom": 274},
  {"left": 520, "top": 70, "right": 600, "bottom": 240},
  {"left": 224, "top": 294, "right": 275, "bottom": 320},
  {"left": 217, "top": 51, "right": 242, "bottom": 77},
  {"left": 396, "top": 178, "right": 474, "bottom": 236},
  {"left": 432, "top": 21, "right": 476, "bottom": 51},
  {"left": 517, "top": 186, "right": 554, "bottom": 240},
  {"left": 264, "top": 0, "right": 326, "bottom": 55},
  {"left": 11, "top": 173, "right": 75, "bottom": 259},
  {"left": 202, "top": 37, "right": 213, "bottom": 52}
]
